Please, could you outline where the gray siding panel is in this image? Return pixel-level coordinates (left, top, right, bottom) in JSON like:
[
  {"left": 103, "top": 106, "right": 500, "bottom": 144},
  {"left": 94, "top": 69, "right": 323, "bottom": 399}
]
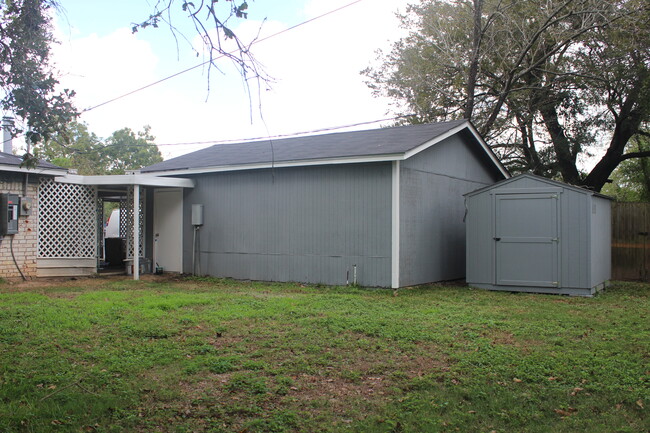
[
  {"left": 589, "top": 197, "right": 611, "bottom": 287},
  {"left": 560, "top": 189, "right": 589, "bottom": 288},
  {"left": 183, "top": 163, "right": 392, "bottom": 286},
  {"left": 400, "top": 135, "right": 500, "bottom": 286},
  {"left": 466, "top": 191, "right": 493, "bottom": 285}
]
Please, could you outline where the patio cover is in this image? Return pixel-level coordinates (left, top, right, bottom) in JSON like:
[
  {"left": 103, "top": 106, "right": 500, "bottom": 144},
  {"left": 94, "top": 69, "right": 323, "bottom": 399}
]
[{"left": 55, "top": 173, "right": 195, "bottom": 280}]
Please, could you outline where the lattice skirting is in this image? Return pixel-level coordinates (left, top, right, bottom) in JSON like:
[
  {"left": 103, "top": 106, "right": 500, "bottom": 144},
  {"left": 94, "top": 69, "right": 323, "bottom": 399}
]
[{"left": 38, "top": 178, "right": 97, "bottom": 259}]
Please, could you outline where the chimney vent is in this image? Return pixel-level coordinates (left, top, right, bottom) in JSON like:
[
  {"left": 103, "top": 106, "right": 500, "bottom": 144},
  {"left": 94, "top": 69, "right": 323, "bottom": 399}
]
[{"left": 2, "top": 117, "right": 14, "bottom": 154}]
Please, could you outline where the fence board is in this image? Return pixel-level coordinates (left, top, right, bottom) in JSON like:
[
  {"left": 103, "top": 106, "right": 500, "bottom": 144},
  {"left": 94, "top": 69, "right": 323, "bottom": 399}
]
[{"left": 611, "top": 202, "right": 650, "bottom": 281}]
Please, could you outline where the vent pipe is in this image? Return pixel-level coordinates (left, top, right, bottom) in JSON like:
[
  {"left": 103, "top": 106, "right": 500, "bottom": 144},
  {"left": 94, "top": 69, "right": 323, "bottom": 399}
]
[{"left": 2, "top": 117, "right": 14, "bottom": 154}]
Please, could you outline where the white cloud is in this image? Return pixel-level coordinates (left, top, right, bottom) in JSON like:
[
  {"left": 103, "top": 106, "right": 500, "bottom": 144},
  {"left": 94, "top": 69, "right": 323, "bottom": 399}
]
[{"left": 49, "top": 0, "right": 406, "bottom": 160}]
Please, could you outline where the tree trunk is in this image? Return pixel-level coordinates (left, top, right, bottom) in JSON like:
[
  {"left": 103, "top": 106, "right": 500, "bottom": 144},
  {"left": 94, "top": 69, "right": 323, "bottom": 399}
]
[
  {"left": 583, "top": 73, "right": 647, "bottom": 191},
  {"left": 583, "top": 114, "right": 643, "bottom": 191},
  {"left": 539, "top": 101, "right": 582, "bottom": 185},
  {"left": 464, "top": 0, "right": 483, "bottom": 120}
]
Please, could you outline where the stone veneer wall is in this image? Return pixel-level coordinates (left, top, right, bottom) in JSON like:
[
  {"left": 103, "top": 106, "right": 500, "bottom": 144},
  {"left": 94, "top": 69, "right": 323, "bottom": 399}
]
[{"left": 0, "top": 173, "right": 39, "bottom": 280}]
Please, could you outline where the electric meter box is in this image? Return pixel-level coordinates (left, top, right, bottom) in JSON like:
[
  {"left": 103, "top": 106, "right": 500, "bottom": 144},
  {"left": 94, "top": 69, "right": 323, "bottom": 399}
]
[
  {"left": 0, "top": 193, "right": 19, "bottom": 235},
  {"left": 191, "top": 204, "right": 204, "bottom": 226}
]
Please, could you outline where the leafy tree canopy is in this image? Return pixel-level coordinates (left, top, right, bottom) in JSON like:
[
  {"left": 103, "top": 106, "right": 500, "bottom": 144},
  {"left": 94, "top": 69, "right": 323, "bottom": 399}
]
[
  {"left": 364, "top": 0, "right": 650, "bottom": 191},
  {"left": 0, "top": 0, "right": 76, "bottom": 149},
  {"left": 602, "top": 136, "right": 650, "bottom": 201},
  {"left": 42, "top": 122, "right": 162, "bottom": 175}
]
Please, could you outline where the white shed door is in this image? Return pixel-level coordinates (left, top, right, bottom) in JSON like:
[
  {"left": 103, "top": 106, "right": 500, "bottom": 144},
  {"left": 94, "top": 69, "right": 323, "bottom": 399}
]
[
  {"left": 495, "top": 193, "right": 559, "bottom": 287},
  {"left": 153, "top": 188, "right": 183, "bottom": 272}
]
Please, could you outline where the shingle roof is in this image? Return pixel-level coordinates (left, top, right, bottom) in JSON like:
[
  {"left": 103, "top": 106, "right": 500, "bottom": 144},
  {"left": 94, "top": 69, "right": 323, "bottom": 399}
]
[
  {"left": 0, "top": 151, "right": 63, "bottom": 170},
  {"left": 142, "top": 120, "right": 473, "bottom": 173}
]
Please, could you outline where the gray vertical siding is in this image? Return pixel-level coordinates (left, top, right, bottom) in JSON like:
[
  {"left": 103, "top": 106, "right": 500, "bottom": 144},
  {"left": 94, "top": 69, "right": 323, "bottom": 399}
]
[
  {"left": 589, "top": 197, "right": 611, "bottom": 287},
  {"left": 399, "top": 134, "right": 501, "bottom": 286},
  {"left": 465, "top": 190, "right": 494, "bottom": 285},
  {"left": 559, "top": 187, "right": 589, "bottom": 288},
  {"left": 183, "top": 163, "right": 392, "bottom": 286}
]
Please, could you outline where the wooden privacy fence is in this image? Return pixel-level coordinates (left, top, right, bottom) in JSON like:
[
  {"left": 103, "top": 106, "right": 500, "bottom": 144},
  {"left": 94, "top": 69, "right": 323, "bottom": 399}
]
[{"left": 612, "top": 202, "right": 650, "bottom": 281}]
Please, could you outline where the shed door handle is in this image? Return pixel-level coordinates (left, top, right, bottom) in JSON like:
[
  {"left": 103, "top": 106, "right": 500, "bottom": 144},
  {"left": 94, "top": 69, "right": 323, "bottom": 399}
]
[{"left": 494, "top": 237, "right": 501, "bottom": 241}]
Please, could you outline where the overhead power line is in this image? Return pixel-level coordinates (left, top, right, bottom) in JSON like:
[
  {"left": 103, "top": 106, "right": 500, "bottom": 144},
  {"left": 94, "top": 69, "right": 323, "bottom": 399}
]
[
  {"left": 64, "top": 115, "right": 412, "bottom": 154},
  {"left": 83, "top": 0, "right": 366, "bottom": 113},
  {"left": 154, "top": 115, "right": 410, "bottom": 147}
]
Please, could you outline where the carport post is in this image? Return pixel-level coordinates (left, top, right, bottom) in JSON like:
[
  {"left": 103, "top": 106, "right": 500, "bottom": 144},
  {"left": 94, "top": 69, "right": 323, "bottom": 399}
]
[{"left": 133, "top": 184, "right": 140, "bottom": 281}]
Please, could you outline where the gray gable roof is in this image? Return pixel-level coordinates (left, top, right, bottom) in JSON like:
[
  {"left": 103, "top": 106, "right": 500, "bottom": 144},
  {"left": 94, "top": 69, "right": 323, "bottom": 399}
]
[
  {"left": 142, "top": 120, "right": 501, "bottom": 174},
  {"left": 0, "top": 151, "right": 63, "bottom": 171},
  {"left": 464, "top": 173, "right": 612, "bottom": 200}
]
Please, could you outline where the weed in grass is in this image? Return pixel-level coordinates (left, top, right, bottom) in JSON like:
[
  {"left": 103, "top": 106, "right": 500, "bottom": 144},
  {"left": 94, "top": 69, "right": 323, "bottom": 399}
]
[
  {"left": 241, "top": 359, "right": 268, "bottom": 371},
  {"left": 225, "top": 373, "right": 268, "bottom": 394},
  {"left": 243, "top": 410, "right": 299, "bottom": 433},
  {"left": 207, "top": 356, "right": 239, "bottom": 374}
]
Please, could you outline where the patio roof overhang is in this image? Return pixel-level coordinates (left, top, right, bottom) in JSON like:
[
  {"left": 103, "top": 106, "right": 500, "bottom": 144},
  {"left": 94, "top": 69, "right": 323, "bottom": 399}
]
[
  {"left": 54, "top": 173, "right": 195, "bottom": 188},
  {"left": 54, "top": 173, "right": 194, "bottom": 282}
]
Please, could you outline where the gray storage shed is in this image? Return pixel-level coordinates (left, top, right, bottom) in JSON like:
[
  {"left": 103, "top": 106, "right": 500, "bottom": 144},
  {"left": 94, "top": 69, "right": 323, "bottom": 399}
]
[
  {"left": 142, "top": 120, "right": 509, "bottom": 288},
  {"left": 465, "top": 173, "right": 611, "bottom": 296}
]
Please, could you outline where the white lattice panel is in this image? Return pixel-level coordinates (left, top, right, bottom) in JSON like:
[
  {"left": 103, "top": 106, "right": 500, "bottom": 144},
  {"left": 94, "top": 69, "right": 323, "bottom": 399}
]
[
  {"left": 38, "top": 178, "right": 97, "bottom": 258},
  {"left": 123, "top": 186, "right": 145, "bottom": 259}
]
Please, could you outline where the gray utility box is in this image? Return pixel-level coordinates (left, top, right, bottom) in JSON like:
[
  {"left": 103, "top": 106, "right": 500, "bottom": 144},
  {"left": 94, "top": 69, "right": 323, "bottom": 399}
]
[
  {"left": 0, "top": 193, "right": 19, "bottom": 235},
  {"left": 464, "top": 173, "right": 611, "bottom": 297}
]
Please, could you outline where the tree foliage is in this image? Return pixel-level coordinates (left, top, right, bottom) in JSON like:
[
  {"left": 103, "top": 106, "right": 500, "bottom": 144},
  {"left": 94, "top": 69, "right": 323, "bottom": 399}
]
[
  {"left": 41, "top": 122, "right": 163, "bottom": 175},
  {"left": 602, "top": 136, "right": 650, "bottom": 201},
  {"left": 364, "top": 0, "right": 650, "bottom": 191},
  {"left": 0, "top": 0, "right": 77, "bottom": 152}
]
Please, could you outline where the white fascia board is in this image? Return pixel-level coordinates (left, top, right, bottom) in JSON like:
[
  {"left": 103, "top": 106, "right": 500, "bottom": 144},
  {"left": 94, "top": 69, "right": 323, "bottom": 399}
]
[
  {"left": 54, "top": 173, "right": 195, "bottom": 188},
  {"left": 402, "top": 121, "right": 510, "bottom": 179},
  {"left": 0, "top": 164, "right": 67, "bottom": 176},
  {"left": 465, "top": 122, "right": 510, "bottom": 178},
  {"left": 146, "top": 153, "right": 404, "bottom": 177}
]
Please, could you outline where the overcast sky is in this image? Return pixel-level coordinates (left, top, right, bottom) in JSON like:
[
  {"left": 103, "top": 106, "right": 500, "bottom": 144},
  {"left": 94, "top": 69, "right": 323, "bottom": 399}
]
[{"left": 47, "top": 0, "right": 406, "bottom": 159}]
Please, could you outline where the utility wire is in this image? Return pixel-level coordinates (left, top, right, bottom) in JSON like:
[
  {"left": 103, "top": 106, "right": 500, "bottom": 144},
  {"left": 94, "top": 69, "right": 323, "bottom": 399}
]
[
  {"left": 154, "top": 115, "right": 413, "bottom": 147},
  {"left": 62, "top": 115, "right": 412, "bottom": 155},
  {"left": 83, "top": 0, "right": 366, "bottom": 113}
]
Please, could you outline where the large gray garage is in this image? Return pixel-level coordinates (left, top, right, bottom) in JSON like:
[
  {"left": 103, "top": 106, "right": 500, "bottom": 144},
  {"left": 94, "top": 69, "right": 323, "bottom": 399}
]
[
  {"left": 465, "top": 173, "right": 611, "bottom": 296},
  {"left": 142, "top": 120, "right": 509, "bottom": 288}
]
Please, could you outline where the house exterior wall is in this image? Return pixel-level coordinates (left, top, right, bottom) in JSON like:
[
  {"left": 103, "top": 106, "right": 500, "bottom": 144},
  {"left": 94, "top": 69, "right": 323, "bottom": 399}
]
[
  {"left": 0, "top": 173, "right": 39, "bottom": 279},
  {"left": 398, "top": 134, "right": 501, "bottom": 286},
  {"left": 183, "top": 163, "right": 393, "bottom": 286}
]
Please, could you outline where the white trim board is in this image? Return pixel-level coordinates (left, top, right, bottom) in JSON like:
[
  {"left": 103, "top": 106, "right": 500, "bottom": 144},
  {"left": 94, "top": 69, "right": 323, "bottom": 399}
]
[
  {"left": 55, "top": 173, "right": 195, "bottom": 188},
  {"left": 144, "top": 154, "right": 404, "bottom": 177},
  {"left": 0, "top": 164, "right": 67, "bottom": 176},
  {"left": 391, "top": 160, "right": 400, "bottom": 289}
]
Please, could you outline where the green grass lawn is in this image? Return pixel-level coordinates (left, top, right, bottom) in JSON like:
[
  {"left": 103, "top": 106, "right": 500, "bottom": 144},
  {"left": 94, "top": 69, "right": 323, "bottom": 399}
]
[{"left": 0, "top": 276, "right": 648, "bottom": 433}]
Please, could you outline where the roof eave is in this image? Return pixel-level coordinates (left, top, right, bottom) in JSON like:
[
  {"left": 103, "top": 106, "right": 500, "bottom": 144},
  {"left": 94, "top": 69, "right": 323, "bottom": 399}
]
[
  {"left": 144, "top": 153, "right": 405, "bottom": 177},
  {"left": 0, "top": 164, "right": 67, "bottom": 176},
  {"left": 55, "top": 173, "right": 195, "bottom": 188}
]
